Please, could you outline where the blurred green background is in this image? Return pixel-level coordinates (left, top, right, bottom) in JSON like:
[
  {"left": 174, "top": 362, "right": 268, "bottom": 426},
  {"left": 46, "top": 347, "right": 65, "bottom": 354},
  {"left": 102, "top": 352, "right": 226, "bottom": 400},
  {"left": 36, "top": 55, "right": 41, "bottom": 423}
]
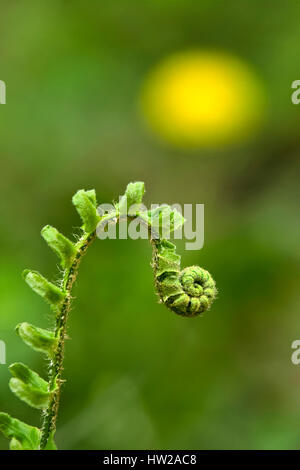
[{"left": 1, "top": 0, "right": 300, "bottom": 450}]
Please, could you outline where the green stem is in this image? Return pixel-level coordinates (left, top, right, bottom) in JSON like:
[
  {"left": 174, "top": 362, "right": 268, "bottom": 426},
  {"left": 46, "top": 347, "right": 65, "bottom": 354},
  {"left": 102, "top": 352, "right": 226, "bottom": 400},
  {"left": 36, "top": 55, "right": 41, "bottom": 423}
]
[{"left": 39, "top": 231, "right": 96, "bottom": 449}]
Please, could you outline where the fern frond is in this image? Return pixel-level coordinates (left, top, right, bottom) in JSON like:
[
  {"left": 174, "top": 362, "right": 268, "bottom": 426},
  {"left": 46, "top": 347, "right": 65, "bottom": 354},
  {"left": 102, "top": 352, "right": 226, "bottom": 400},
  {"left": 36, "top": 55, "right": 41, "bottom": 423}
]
[{"left": 0, "top": 182, "right": 217, "bottom": 450}]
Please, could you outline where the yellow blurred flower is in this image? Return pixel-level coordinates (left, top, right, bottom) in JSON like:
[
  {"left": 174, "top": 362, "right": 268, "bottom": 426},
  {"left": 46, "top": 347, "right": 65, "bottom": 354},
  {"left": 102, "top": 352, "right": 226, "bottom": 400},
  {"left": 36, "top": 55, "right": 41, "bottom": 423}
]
[{"left": 140, "top": 50, "right": 265, "bottom": 148}]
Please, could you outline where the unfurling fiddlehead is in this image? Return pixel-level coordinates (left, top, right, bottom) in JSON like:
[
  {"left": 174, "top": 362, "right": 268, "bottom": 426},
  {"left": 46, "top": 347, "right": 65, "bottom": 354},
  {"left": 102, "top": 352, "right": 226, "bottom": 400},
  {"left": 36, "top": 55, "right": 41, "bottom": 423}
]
[
  {"left": 0, "top": 182, "right": 216, "bottom": 450},
  {"left": 152, "top": 239, "right": 216, "bottom": 317}
]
